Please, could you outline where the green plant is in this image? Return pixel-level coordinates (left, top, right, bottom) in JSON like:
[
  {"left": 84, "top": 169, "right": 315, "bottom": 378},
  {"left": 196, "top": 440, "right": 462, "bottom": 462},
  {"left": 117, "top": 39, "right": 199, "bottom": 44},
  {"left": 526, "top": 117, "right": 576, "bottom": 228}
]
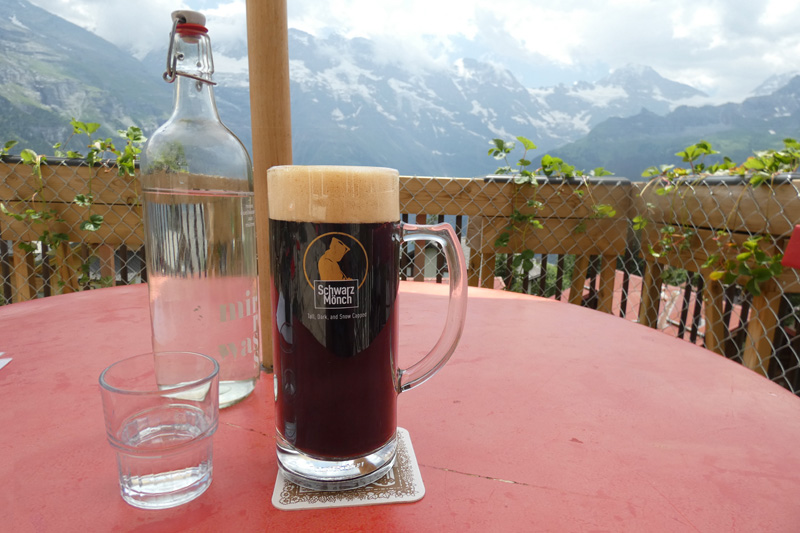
[
  {"left": 1, "top": 118, "right": 146, "bottom": 293},
  {"left": 702, "top": 234, "right": 783, "bottom": 296},
  {"left": 0, "top": 147, "right": 69, "bottom": 257},
  {"left": 637, "top": 139, "right": 792, "bottom": 296},
  {"left": 488, "top": 136, "right": 615, "bottom": 291},
  {"left": 661, "top": 266, "right": 689, "bottom": 287},
  {"left": 1, "top": 140, "right": 17, "bottom": 157}
]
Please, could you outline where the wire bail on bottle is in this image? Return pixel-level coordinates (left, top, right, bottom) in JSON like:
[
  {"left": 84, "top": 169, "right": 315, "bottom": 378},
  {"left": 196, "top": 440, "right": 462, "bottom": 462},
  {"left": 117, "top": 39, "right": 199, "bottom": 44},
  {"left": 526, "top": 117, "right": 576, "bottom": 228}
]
[{"left": 163, "top": 11, "right": 218, "bottom": 86}]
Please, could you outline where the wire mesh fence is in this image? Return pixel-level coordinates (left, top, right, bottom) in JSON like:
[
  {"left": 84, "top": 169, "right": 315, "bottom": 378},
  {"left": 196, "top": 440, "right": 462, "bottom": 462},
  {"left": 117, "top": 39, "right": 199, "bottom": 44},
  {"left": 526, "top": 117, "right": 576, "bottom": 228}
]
[
  {"left": 3, "top": 159, "right": 800, "bottom": 394},
  {"left": 398, "top": 173, "right": 800, "bottom": 395},
  {"left": 0, "top": 158, "right": 145, "bottom": 303}
]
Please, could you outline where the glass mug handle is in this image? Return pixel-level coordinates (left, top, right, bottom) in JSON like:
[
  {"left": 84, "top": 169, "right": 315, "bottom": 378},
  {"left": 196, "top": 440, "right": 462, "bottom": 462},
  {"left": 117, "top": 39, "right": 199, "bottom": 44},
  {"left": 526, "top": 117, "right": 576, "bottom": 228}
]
[{"left": 398, "top": 221, "right": 468, "bottom": 392}]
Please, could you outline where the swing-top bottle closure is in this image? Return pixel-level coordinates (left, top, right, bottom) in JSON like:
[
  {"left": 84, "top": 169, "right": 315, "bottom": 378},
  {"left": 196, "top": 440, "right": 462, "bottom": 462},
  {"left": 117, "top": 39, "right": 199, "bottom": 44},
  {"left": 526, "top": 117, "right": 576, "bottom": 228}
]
[{"left": 163, "top": 10, "right": 218, "bottom": 86}]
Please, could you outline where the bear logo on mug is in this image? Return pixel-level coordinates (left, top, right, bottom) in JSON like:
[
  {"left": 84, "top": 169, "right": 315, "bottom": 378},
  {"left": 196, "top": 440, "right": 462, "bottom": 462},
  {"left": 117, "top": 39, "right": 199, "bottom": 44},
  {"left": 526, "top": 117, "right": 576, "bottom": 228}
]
[
  {"left": 318, "top": 237, "right": 351, "bottom": 281},
  {"left": 304, "top": 232, "right": 368, "bottom": 310}
]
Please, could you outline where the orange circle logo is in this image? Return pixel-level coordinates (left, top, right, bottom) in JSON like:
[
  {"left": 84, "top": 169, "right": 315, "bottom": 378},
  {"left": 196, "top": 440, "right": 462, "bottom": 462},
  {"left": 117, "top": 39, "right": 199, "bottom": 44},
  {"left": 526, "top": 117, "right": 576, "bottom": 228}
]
[{"left": 302, "top": 232, "right": 368, "bottom": 290}]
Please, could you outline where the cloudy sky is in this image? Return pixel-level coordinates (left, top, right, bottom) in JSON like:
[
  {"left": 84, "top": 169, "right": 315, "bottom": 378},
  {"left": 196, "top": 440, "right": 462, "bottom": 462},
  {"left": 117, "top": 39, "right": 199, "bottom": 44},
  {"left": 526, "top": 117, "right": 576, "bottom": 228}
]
[{"left": 26, "top": 0, "right": 800, "bottom": 103}]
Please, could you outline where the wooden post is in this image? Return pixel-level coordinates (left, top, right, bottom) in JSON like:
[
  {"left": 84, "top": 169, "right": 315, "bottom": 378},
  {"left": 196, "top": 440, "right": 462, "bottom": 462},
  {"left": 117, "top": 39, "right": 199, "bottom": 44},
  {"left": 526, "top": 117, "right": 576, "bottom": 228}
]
[
  {"left": 567, "top": 254, "right": 590, "bottom": 307},
  {"left": 703, "top": 278, "right": 726, "bottom": 356},
  {"left": 596, "top": 255, "right": 617, "bottom": 314},
  {"left": 742, "top": 283, "right": 781, "bottom": 377},
  {"left": 94, "top": 244, "right": 116, "bottom": 285},
  {"left": 638, "top": 259, "right": 664, "bottom": 328},
  {"left": 55, "top": 242, "right": 80, "bottom": 294},
  {"left": 246, "top": 0, "right": 293, "bottom": 371},
  {"left": 11, "top": 247, "right": 36, "bottom": 302}
]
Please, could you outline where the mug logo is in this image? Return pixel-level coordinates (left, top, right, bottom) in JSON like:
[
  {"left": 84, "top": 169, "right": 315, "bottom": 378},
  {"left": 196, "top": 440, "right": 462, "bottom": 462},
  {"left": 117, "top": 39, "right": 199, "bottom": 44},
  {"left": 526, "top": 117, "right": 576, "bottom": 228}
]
[
  {"left": 303, "top": 232, "right": 368, "bottom": 310},
  {"left": 318, "top": 237, "right": 351, "bottom": 281}
]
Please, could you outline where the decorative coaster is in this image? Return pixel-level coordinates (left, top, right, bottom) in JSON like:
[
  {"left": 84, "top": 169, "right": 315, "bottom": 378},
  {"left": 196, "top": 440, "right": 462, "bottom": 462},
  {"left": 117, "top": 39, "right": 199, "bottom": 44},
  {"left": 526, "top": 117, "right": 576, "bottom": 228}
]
[{"left": 272, "top": 427, "right": 425, "bottom": 510}]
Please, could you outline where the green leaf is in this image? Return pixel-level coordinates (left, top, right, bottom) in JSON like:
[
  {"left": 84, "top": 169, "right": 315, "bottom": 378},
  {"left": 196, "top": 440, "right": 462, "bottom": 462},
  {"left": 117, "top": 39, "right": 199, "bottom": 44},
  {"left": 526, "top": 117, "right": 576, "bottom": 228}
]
[
  {"left": 73, "top": 194, "right": 93, "bottom": 207},
  {"left": 743, "top": 158, "right": 766, "bottom": 170},
  {"left": 742, "top": 238, "right": 760, "bottom": 251},
  {"left": 593, "top": 167, "right": 613, "bottom": 177},
  {"left": 52, "top": 232, "right": 69, "bottom": 241},
  {"left": 641, "top": 166, "right": 660, "bottom": 178},
  {"left": 695, "top": 140, "right": 718, "bottom": 155},
  {"left": 593, "top": 204, "right": 616, "bottom": 218},
  {"left": 521, "top": 249, "right": 535, "bottom": 260},
  {"left": 648, "top": 245, "right": 662, "bottom": 259},
  {"left": 70, "top": 118, "right": 86, "bottom": 133},
  {"left": 0, "top": 202, "right": 25, "bottom": 221},
  {"left": 709, "top": 270, "right": 725, "bottom": 281},
  {"left": 752, "top": 267, "right": 773, "bottom": 283},
  {"left": 80, "top": 214, "right": 104, "bottom": 231},
  {"left": 19, "top": 148, "right": 38, "bottom": 165},
  {"left": 736, "top": 251, "right": 753, "bottom": 261},
  {"left": 122, "top": 126, "right": 146, "bottom": 143},
  {"left": 738, "top": 262, "right": 752, "bottom": 276},
  {"left": 748, "top": 173, "right": 769, "bottom": 187},
  {"left": 745, "top": 279, "right": 761, "bottom": 296},
  {"left": 494, "top": 233, "right": 510, "bottom": 248},
  {"left": 522, "top": 259, "right": 534, "bottom": 272},
  {"left": 632, "top": 215, "right": 648, "bottom": 230},
  {"left": 516, "top": 136, "right": 537, "bottom": 150}
]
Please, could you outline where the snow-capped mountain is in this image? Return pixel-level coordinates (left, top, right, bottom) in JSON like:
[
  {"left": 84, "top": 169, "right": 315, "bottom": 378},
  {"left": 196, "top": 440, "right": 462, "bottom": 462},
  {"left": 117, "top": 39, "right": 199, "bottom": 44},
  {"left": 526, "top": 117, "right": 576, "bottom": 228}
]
[
  {"left": 284, "top": 30, "right": 706, "bottom": 176},
  {"left": 752, "top": 72, "right": 800, "bottom": 97},
  {"left": 1, "top": 0, "right": 784, "bottom": 180},
  {"left": 548, "top": 75, "right": 800, "bottom": 180}
]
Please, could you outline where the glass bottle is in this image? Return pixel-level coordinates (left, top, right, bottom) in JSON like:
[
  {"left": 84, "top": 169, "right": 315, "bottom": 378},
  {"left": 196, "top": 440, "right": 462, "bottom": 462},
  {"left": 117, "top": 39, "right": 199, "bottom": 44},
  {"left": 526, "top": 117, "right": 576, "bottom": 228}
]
[{"left": 140, "top": 10, "right": 260, "bottom": 408}]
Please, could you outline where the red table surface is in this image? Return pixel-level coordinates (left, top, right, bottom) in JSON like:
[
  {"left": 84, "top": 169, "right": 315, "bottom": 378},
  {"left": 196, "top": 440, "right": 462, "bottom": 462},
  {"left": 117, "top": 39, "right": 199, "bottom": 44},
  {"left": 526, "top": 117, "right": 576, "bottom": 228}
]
[{"left": 2, "top": 282, "right": 800, "bottom": 532}]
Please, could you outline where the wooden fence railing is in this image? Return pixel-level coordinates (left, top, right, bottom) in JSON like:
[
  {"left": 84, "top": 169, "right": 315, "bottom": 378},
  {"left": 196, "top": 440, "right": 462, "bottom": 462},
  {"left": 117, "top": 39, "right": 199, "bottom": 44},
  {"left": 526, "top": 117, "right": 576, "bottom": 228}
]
[{"left": 3, "top": 159, "right": 800, "bottom": 393}]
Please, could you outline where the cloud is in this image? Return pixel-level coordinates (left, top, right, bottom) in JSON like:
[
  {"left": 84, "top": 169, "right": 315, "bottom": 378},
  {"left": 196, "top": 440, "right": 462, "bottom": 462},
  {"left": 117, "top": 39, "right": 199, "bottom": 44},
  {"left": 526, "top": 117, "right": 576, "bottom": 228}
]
[
  {"left": 26, "top": 0, "right": 800, "bottom": 102},
  {"left": 28, "top": 0, "right": 184, "bottom": 58}
]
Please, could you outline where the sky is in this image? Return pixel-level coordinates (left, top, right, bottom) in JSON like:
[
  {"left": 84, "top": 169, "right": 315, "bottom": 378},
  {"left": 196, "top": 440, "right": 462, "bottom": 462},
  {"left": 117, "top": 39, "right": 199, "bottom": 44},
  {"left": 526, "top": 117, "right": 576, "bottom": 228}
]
[{"left": 25, "top": 0, "right": 800, "bottom": 103}]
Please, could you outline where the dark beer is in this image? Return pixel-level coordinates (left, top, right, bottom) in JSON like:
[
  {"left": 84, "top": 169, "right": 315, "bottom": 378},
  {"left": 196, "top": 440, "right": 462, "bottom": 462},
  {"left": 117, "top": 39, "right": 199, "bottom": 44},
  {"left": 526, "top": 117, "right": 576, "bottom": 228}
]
[{"left": 268, "top": 166, "right": 401, "bottom": 460}]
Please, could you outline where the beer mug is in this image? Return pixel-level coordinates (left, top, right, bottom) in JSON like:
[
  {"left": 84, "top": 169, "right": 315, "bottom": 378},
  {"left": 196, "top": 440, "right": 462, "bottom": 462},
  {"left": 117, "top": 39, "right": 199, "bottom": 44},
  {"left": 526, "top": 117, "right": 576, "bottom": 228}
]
[{"left": 267, "top": 165, "right": 468, "bottom": 490}]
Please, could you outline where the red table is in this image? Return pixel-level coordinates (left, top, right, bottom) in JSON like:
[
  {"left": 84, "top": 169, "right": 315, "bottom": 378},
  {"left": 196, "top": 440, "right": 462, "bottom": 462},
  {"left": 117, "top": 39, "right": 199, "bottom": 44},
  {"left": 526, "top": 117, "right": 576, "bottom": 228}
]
[{"left": 3, "top": 282, "right": 800, "bottom": 532}]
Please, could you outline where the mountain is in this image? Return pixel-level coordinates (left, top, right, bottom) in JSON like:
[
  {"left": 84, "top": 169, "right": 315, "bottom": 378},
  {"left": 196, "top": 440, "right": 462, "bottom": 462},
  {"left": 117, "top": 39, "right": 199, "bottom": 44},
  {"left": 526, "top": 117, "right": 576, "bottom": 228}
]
[
  {"left": 0, "top": 0, "right": 171, "bottom": 153},
  {"left": 546, "top": 76, "right": 800, "bottom": 180},
  {"left": 752, "top": 72, "right": 800, "bottom": 97},
  {"left": 526, "top": 64, "right": 706, "bottom": 148},
  {"left": 283, "top": 32, "right": 706, "bottom": 176},
  {"left": 0, "top": 0, "right": 753, "bottom": 180}
]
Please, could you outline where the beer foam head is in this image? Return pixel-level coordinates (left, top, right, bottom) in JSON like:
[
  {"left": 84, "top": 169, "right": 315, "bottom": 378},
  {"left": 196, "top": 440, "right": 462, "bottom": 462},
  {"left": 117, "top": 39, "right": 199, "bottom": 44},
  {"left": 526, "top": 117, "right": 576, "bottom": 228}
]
[{"left": 267, "top": 166, "right": 400, "bottom": 223}]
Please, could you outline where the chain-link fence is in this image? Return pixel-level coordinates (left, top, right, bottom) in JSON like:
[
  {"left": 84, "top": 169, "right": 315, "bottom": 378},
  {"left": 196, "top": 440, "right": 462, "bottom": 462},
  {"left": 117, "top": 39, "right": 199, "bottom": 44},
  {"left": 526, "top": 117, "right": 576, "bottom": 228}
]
[
  {"left": 398, "top": 174, "right": 800, "bottom": 395},
  {"left": 0, "top": 158, "right": 145, "bottom": 303},
  {"left": 3, "top": 160, "right": 800, "bottom": 394}
]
